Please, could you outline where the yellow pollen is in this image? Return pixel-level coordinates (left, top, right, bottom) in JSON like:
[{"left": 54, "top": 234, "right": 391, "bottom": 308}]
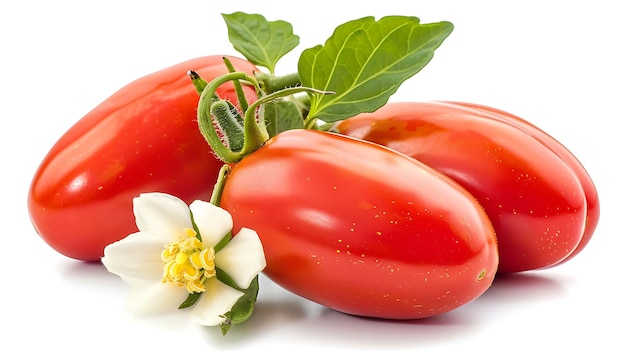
[{"left": 161, "top": 228, "right": 216, "bottom": 293}]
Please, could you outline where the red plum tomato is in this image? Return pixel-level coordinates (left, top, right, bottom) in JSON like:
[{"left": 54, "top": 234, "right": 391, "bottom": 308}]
[
  {"left": 220, "top": 129, "right": 498, "bottom": 319},
  {"left": 441, "top": 101, "right": 599, "bottom": 266},
  {"left": 337, "top": 101, "right": 594, "bottom": 273},
  {"left": 28, "top": 56, "right": 258, "bottom": 261}
]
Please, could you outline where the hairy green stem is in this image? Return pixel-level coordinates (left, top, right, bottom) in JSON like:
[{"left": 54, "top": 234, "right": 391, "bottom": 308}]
[
  {"left": 196, "top": 72, "right": 263, "bottom": 163},
  {"left": 210, "top": 100, "right": 245, "bottom": 152},
  {"left": 256, "top": 71, "right": 301, "bottom": 94}
]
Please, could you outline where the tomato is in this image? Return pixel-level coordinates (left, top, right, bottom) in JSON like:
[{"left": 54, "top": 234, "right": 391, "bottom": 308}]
[
  {"left": 28, "top": 56, "right": 258, "bottom": 262},
  {"left": 336, "top": 101, "right": 594, "bottom": 273},
  {"left": 441, "top": 101, "right": 599, "bottom": 266},
  {"left": 220, "top": 129, "right": 498, "bottom": 319}
]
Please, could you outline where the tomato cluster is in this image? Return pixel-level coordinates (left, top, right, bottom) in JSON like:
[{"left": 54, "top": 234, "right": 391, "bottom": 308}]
[{"left": 28, "top": 57, "right": 598, "bottom": 320}]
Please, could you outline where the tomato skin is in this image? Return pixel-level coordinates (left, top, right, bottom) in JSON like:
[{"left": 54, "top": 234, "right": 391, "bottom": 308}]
[
  {"left": 28, "top": 56, "right": 258, "bottom": 262},
  {"left": 220, "top": 129, "right": 498, "bottom": 319},
  {"left": 441, "top": 101, "right": 599, "bottom": 266},
  {"left": 337, "top": 101, "right": 591, "bottom": 273}
]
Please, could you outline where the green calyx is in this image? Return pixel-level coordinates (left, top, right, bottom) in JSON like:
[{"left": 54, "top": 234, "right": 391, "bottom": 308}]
[
  {"left": 191, "top": 61, "right": 331, "bottom": 164},
  {"left": 191, "top": 69, "right": 266, "bottom": 164}
]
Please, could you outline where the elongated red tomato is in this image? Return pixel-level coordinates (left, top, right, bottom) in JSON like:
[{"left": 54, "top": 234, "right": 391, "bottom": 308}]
[
  {"left": 28, "top": 56, "right": 258, "bottom": 262},
  {"left": 441, "top": 101, "right": 599, "bottom": 266},
  {"left": 337, "top": 101, "right": 592, "bottom": 273},
  {"left": 220, "top": 129, "right": 498, "bottom": 319}
]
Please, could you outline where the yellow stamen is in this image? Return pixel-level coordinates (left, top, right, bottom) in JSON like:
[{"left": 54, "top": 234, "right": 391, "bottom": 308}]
[
  {"left": 200, "top": 248, "right": 217, "bottom": 275},
  {"left": 161, "top": 228, "right": 216, "bottom": 293}
]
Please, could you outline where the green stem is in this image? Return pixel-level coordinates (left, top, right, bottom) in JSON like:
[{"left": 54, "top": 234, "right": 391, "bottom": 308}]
[
  {"left": 256, "top": 71, "right": 301, "bottom": 94},
  {"left": 210, "top": 164, "right": 231, "bottom": 207},
  {"left": 188, "top": 70, "right": 208, "bottom": 95},
  {"left": 316, "top": 121, "right": 337, "bottom": 132},
  {"left": 239, "top": 103, "right": 270, "bottom": 158},
  {"left": 237, "top": 86, "right": 330, "bottom": 155},
  {"left": 222, "top": 57, "right": 250, "bottom": 112},
  {"left": 197, "top": 72, "right": 262, "bottom": 163},
  {"left": 210, "top": 100, "right": 245, "bottom": 152},
  {"left": 303, "top": 115, "right": 319, "bottom": 130},
  {"left": 198, "top": 89, "right": 240, "bottom": 163}
]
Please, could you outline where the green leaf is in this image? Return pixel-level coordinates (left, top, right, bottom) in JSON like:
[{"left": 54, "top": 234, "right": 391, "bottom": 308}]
[
  {"left": 222, "top": 12, "right": 300, "bottom": 73},
  {"left": 179, "top": 292, "right": 202, "bottom": 309},
  {"left": 264, "top": 100, "right": 305, "bottom": 137},
  {"left": 213, "top": 231, "right": 232, "bottom": 253},
  {"left": 228, "top": 276, "right": 260, "bottom": 325},
  {"left": 219, "top": 312, "right": 233, "bottom": 335},
  {"left": 298, "top": 16, "right": 453, "bottom": 122},
  {"left": 216, "top": 271, "right": 261, "bottom": 335}
]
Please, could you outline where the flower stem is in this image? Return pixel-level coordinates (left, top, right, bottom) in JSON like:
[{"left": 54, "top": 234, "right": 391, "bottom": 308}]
[{"left": 210, "top": 164, "right": 231, "bottom": 207}]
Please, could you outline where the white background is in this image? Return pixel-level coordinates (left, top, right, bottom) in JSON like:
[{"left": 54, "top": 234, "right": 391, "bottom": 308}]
[{"left": 2, "top": 1, "right": 624, "bottom": 349}]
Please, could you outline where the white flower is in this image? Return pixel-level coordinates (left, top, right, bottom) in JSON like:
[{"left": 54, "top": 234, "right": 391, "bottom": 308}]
[{"left": 101, "top": 192, "right": 266, "bottom": 327}]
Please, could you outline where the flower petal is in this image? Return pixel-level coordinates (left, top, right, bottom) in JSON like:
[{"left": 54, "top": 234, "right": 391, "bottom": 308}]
[
  {"left": 134, "top": 193, "right": 192, "bottom": 241},
  {"left": 214, "top": 228, "right": 266, "bottom": 289},
  {"left": 191, "top": 278, "right": 244, "bottom": 326},
  {"left": 102, "top": 231, "right": 167, "bottom": 282},
  {"left": 189, "top": 200, "right": 233, "bottom": 248},
  {"left": 127, "top": 281, "right": 189, "bottom": 315}
]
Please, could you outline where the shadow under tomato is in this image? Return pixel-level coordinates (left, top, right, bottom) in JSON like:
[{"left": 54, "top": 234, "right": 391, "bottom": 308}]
[
  {"left": 293, "top": 306, "right": 480, "bottom": 348},
  {"left": 480, "top": 271, "right": 568, "bottom": 302},
  {"left": 450, "top": 270, "right": 570, "bottom": 321},
  {"left": 208, "top": 292, "right": 483, "bottom": 347},
  {"left": 330, "top": 272, "right": 570, "bottom": 347},
  {"left": 60, "top": 259, "right": 118, "bottom": 284}
]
